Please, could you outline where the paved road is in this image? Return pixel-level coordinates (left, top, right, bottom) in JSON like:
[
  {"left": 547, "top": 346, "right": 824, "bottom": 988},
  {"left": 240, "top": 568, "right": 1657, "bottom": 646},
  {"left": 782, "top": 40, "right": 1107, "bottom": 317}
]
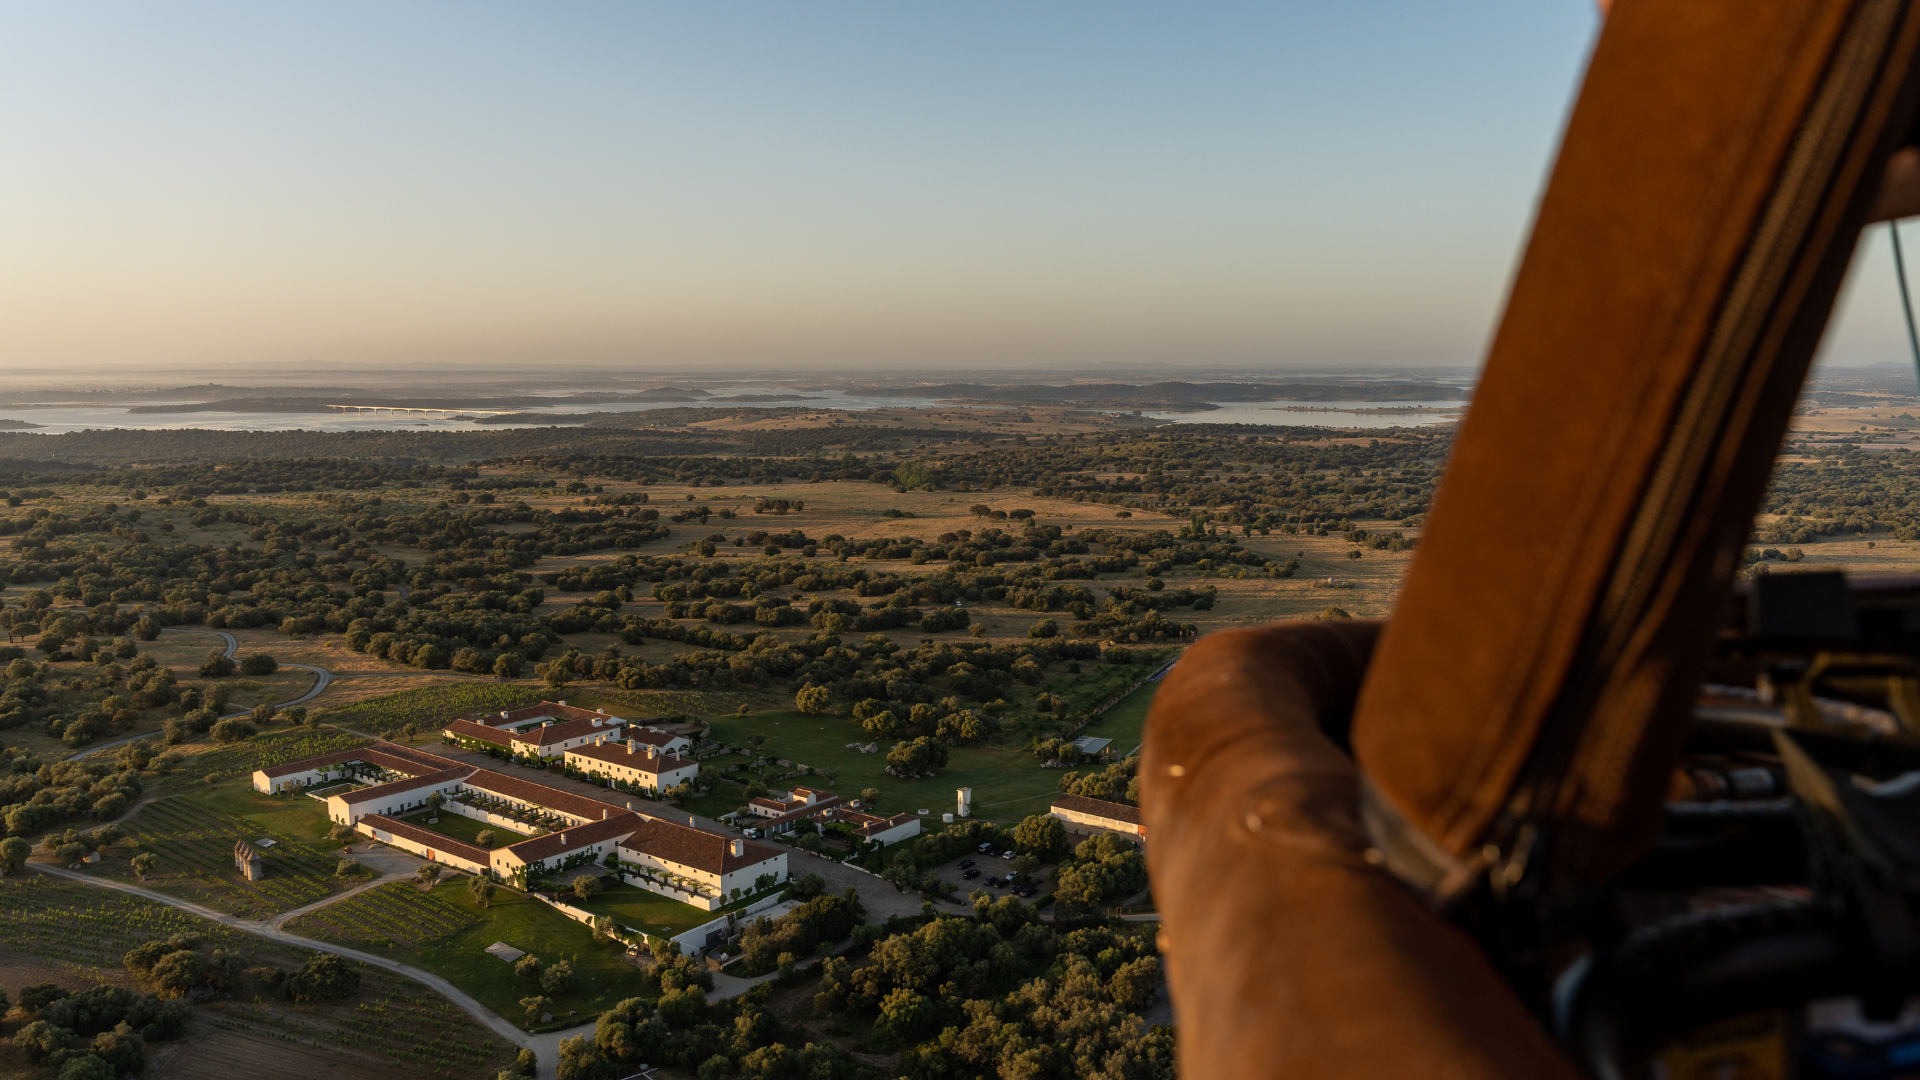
[{"left": 30, "top": 861, "right": 587, "bottom": 1079}]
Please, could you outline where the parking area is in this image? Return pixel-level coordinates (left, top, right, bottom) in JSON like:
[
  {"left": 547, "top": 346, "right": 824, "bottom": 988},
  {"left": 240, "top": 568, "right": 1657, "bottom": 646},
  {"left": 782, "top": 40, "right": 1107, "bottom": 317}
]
[{"left": 925, "top": 844, "right": 1047, "bottom": 901}]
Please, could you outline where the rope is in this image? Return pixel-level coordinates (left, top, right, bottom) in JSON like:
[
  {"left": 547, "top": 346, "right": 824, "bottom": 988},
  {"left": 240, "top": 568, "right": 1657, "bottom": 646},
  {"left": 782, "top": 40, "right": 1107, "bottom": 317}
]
[{"left": 1892, "top": 221, "right": 1920, "bottom": 385}]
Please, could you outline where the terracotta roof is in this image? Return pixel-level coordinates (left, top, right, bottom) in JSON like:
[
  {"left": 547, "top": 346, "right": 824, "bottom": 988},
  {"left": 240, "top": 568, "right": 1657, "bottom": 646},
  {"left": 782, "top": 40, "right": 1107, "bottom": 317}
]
[
  {"left": 756, "top": 794, "right": 846, "bottom": 829},
  {"left": 337, "top": 767, "right": 472, "bottom": 805},
  {"left": 623, "top": 728, "right": 685, "bottom": 749},
  {"left": 511, "top": 715, "right": 625, "bottom": 747},
  {"left": 566, "top": 741, "right": 693, "bottom": 773},
  {"left": 360, "top": 814, "right": 491, "bottom": 864},
  {"left": 500, "top": 811, "right": 644, "bottom": 864},
  {"left": 462, "top": 701, "right": 624, "bottom": 729},
  {"left": 617, "top": 817, "right": 783, "bottom": 875},
  {"left": 1050, "top": 793, "right": 1143, "bottom": 825},
  {"left": 443, "top": 719, "right": 513, "bottom": 747},
  {"left": 461, "top": 768, "right": 628, "bottom": 822},
  {"left": 258, "top": 741, "right": 455, "bottom": 779}
]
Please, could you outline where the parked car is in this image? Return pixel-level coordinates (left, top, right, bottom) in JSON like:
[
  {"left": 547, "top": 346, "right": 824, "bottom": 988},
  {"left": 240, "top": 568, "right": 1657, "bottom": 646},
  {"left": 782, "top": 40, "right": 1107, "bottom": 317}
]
[
  {"left": 957, "top": 859, "right": 975, "bottom": 869},
  {"left": 1000, "top": 849, "right": 1017, "bottom": 860},
  {"left": 1015, "top": 886, "right": 1037, "bottom": 898},
  {"left": 1005, "top": 870, "right": 1021, "bottom": 882},
  {"left": 963, "top": 868, "right": 981, "bottom": 880},
  {"left": 742, "top": 828, "right": 762, "bottom": 838},
  {"left": 977, "top": 842, "right": 995, "bottom": 853},
  {"left": 986, "top": 876, "right": 1005, "bottom": 888}
]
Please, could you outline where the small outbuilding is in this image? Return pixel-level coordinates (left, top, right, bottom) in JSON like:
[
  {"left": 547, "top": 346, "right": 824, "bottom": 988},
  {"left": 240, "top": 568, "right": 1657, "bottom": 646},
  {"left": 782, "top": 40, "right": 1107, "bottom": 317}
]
[{"left": 234, "top": 840, "right": 264, "bottom": 881}]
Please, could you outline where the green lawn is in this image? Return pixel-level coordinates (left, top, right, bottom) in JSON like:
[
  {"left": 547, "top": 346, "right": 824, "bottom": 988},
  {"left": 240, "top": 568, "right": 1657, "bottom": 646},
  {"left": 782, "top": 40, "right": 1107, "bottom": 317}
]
[
  {"left": 570, "top": 881, "right": 723, "bottom": 938},
  {"left": 287, "top": 879, "right": 644, "bottom": 1028},
  {"left": 703, "top": 711, "right": 1061, "bottom": 823},
  {"left": 1079, "top": 681, "right": 1157, "bottom": 755},
  {"left": 178, "top": 776, "right": 342, "bottom": 845},
  {"left": 397, "top": 809, "right": 514, "bottom": 850}
]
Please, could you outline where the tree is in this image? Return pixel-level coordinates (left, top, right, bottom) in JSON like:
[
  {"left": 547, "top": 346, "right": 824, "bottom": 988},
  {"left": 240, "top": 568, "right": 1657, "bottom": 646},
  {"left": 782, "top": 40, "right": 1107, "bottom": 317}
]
[
  {"left": 859, "top": 788, "right": 880, "bottom": 811},
  {"left": 0, "top": 835, "right": 30, "bottom": 875},
  {"left": 469, "top": 875, "right": 497, "bottom": 909},
  {"left": 328, "top": 823, "right": 355, "bottom": 844},
  {"left": 1012, "top": 814, "right": 1069, "bottom": 862},
  {"left": 415, "top": 863, "right": 443, "bottom": 887},
  {"left": 571, "top": 874, "right": 601, "bottom": 902},
  {"left": 282, "top": 705, "right": 308, "bottom": 727},
  {"left": 516, "top": 954, "right": 544, "bottom": 981},
  {"left": 520, "top": 995, "right": 554, "bottom": 1021},
  {"left": 821, "top": 766, "right": 840, "bottom": 788},
  {"left": 476, "top": 829, "right": 497, "bottom": 847},
  {"left": 426, "top": 792, "right": 445, "bottom": 815},
  {"left": 795, "top": 685, "right": 830, "bottom": 715},
  {"left": 131, "top": 852, "right": 158, "bottom": 881},
  {"left": 249, "top": 703, "right": 278, "bottom": 726},
  {"left": 285, "top": 952, "right": 361, "bottom": 1003},
  {"left": 239, "top": 653, "right": 278, "bottom": 676},
  {"left": 198, "top": 651, "right": 235, "bottom": 678},
  {"left": 541, "top": 958, "right": 576, "bottom": 995},
  {"left": 335, "top": 859, "right": 367, "bottom": 879},
  {"left": 149, "top": 950, "right": 209, "bottom": 998},
  {"left": 493, "top": 653, "right": 524, "bottom": 679},
  {"left": 209, "top": 718, "right": 256, "bottom": 744}
]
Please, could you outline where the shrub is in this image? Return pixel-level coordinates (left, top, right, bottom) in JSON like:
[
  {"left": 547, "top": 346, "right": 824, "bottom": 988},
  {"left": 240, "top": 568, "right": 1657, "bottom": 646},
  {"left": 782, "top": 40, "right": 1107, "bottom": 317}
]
[
  {"left": 541, "top": 959, "right": 576, "bottom": 996},
  {"left": 198, "top": 652, "right": 235, "bottom": 678},
  {"left": 239, "top": 653, "right": 278, "bottom": 676},
  {"left": 208, "top": 719, "right": 256, "bottom": 744},
  {"left": 284, "top": 952, "right": 360, "bottom": 1003}
]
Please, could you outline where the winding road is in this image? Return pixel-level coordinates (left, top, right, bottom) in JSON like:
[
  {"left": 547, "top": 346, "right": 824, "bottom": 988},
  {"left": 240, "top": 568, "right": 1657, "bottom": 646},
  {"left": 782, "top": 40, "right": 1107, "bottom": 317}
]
[{"left": 29, "top": 862, "right": 593, "bottom": 1077}]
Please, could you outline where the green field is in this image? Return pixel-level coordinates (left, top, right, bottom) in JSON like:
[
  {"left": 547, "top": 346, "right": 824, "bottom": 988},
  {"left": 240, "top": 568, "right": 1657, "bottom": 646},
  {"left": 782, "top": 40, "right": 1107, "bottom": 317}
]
[
  {"left": 570, "top": 880, "right": 724, "bottom": 938},
  {"left": 184, "top": 776, "right": 345, "bottom": 845},
  {"left": 1079, "top": 680, "right": 1158, "bottom": 755},
  {"left": 318, "top": 683, "right": 548, "bottom": 739},
  {"left": 155, "top": 727, "right": 373, "bottom": 792},
  {"left": 286, "top": 879, "right": 644, "bottom": 1027},
  {"left": 86, "top": 791, "right": 355, "bottom": 919},
  {"left": 703, "top": 710, "right": 1061, "bottom": 822},
  {"left": 398, "top": 808, "right": 511, "bottom": 850}
]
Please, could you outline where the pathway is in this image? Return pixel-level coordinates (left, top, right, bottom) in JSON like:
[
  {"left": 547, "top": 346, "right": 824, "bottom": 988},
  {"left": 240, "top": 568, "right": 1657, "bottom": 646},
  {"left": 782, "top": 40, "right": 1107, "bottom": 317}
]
[{"left": 30, "top": 861, "right": 582, "bottom": 1079}]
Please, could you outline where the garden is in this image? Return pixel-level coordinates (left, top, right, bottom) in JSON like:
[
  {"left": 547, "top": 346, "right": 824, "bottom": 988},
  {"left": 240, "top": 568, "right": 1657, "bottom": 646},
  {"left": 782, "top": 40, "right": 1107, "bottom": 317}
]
[
  {"left": 564, "top": 879, "right": 721, "bottom": 939},
  {"left": 397, "top": 807, "right": 509, "bottom": 849}
]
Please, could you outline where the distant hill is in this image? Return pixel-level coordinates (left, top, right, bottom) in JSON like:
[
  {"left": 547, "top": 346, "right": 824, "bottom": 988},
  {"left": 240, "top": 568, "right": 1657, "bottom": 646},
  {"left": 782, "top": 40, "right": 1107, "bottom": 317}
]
[{"left": 862, "top": 381, "right": 1466, "bottom": 407}]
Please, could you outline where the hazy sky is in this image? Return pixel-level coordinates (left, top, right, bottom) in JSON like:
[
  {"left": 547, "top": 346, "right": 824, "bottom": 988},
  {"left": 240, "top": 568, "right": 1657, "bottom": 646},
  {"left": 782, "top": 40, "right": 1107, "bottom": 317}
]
[{"left": 25, "top": 2, "right": 1902, "bottom": 375}]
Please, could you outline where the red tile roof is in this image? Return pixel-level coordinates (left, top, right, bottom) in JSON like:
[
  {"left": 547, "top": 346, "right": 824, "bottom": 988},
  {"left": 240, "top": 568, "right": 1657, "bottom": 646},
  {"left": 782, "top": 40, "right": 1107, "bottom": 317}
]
[
  {"left": 258, "top": 741, "right": 458, "bottom": 779},
  {"left": 500, "top": 811, "right": 644, "bottom": 864},
  {"left": 443, "top": 719, "right": 513, "bottom": 747},
  {"left": 359, "top": 814, "right": 491, "bottom": 864},
  {"left": 1050, "top": 793, "right": 1143, "bottom": 826},
  {"left": 566, "top": 741, "right": 693, "bottom": 773},
  {"left": 462, "top": 701, "right": 624, "bottom": 729},
  {"left": 337, "top": 767, "right": 473, "bottom": 806},
  {"left": 617, "top": 817, "right": 783, "bottom": 875},
  {"left": 461, "top": 768, "right": 627, "bottom": 823},
  {"left": 510, "top": 715, "right": 625, "bottom": 747}
]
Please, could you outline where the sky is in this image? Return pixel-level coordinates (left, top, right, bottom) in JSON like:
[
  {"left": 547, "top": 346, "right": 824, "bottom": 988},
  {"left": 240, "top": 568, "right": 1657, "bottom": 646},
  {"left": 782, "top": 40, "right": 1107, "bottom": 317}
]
[{"left": 20, "top": 1, "right": 1901, "bottom": 376}]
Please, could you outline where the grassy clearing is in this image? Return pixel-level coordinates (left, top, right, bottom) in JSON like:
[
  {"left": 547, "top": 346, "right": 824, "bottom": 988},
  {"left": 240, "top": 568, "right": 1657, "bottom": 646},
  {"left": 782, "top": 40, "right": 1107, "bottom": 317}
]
[
  {"left": 397, "top": 809, "right": 505, "bottom": 850},
  {"left": 176, "top": 777, "right": 344, "bottom": 846},
  {"left": 286, "top": 880, "right": 643, "bottom": 1027},
  {"left": 703, "top": 710, "right": 1062, "bottom": 822},
  {"left": 86, "top": 794, "right": 352, "bottom": 919},
  {"left": 569, "top": 880, "right": 723, "bottom": 938},
  {"left": 1081, "top": 680, "right": 1157, "bottom": 755}
]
